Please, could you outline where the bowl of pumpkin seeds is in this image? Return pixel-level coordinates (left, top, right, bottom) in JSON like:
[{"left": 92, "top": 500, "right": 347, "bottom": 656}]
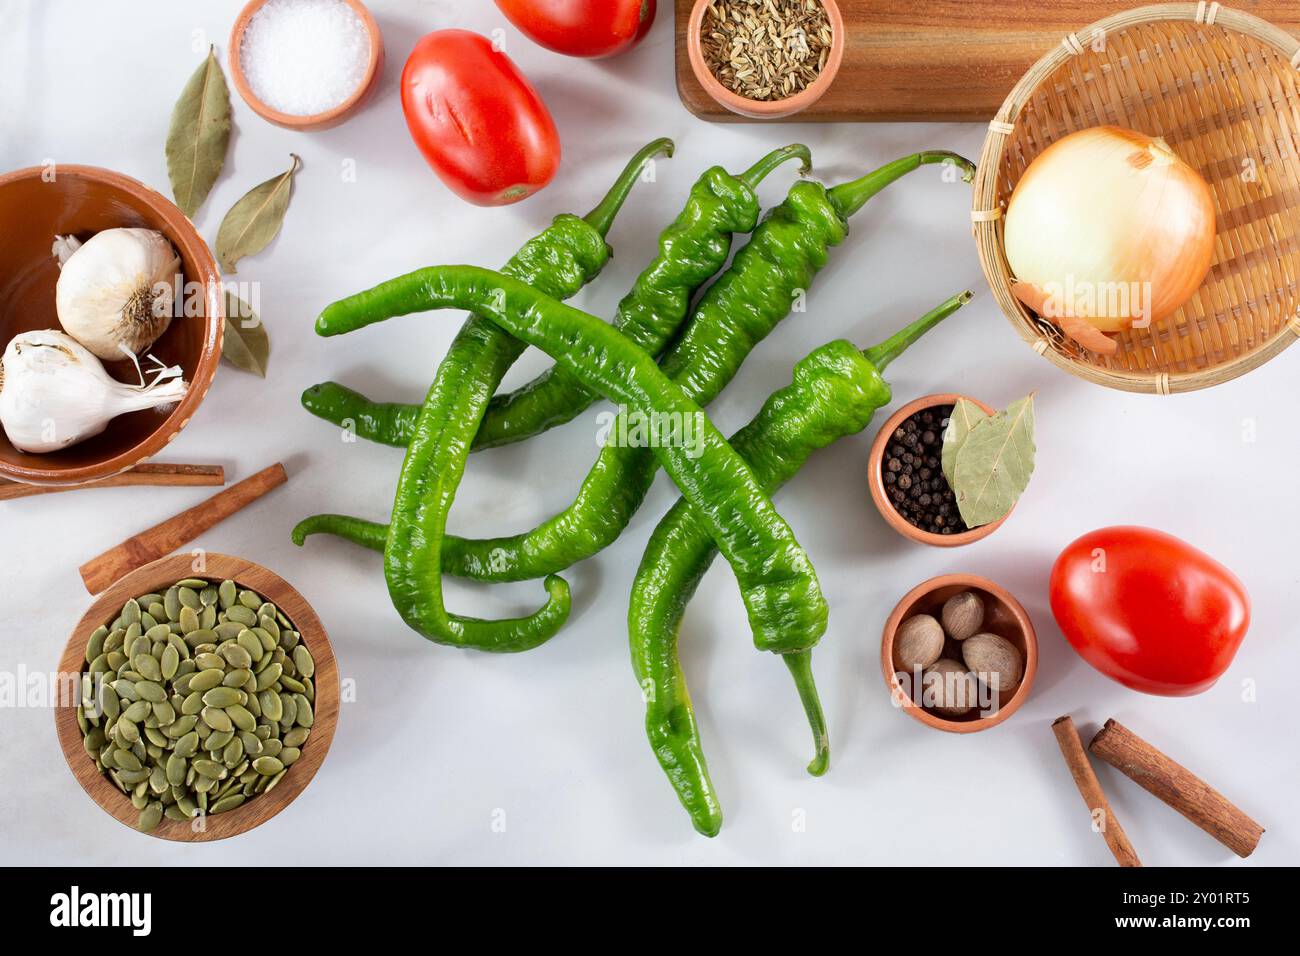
[{"left": 56, "top": 553, "right": 337, "bottom": 841}]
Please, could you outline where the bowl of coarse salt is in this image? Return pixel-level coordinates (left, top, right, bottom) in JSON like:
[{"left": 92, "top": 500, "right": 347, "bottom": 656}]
[{"left": 230, "top": 0, "right": 383, "bottom": 131}]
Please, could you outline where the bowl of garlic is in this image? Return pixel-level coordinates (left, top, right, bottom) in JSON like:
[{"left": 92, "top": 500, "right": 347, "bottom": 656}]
[{"left": 0, "top": 165, "right": 223, "bottom": 485}]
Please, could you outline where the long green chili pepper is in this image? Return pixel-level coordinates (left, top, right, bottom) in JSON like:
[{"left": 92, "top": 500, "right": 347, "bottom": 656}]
[
  {"left": 296, "top": 138, "right": 672, "bottom": 652},
  {"left": 315, "top": 266, "right": 830, "bottom": 660},
  {"left": 428, "top": 150, "right": 976, "bottom": 582},
  {"left": 299, "top": 144, "right": 812, "bottom": 449},
  {"left": 632, "top": 292, "right": 971, "bottom": 837}
]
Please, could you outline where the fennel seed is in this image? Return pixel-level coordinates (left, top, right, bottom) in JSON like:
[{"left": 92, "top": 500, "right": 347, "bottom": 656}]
[{"left": 702, "top": 0, "right": 832, "bottom": 102}]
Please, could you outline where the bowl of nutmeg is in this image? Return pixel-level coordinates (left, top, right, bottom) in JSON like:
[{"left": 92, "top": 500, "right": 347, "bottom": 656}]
[{"left": 881, "top": 574, "right": 1037, "bottom": 733}]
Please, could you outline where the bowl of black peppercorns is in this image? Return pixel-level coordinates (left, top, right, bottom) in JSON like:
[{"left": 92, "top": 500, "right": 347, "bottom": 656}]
[{"left": 867, "top": 393, "right": 1014, "bottom": 547}]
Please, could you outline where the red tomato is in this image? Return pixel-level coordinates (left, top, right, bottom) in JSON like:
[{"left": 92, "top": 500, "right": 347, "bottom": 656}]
[
  {"left": 400, "top": 30, "right": 560, "bottom": 206},
  {"left": 1049, "top": 526, "right": 1250, "bottom": 696},
  {"left": 495, "top": 0, "right": 656, "bottom": 58}
]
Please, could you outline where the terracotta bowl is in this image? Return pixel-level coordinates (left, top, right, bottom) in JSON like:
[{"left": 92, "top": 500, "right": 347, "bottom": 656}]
[
  {"left": 881, "top": 574, "right": 1037, "bottom": 734},
  {"left": 685, "top": 0, "right": 844, "bottom": 119},
  {"left": 867, "top": 393, "right": 1013, "bottom": 547},
  {"left": 0, "top": 165, "right": 222, "bottom": 487},
  {"left": 55, "top": 553, "right": 339, "bottom": 841},
  {"left": 230, "top": 0, "right": 384, "bottom": 131}
]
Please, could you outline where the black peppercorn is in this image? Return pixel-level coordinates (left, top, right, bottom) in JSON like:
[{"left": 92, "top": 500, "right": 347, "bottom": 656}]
[{"left": 876, "top": 403, "right": 969, "bottom": 536}]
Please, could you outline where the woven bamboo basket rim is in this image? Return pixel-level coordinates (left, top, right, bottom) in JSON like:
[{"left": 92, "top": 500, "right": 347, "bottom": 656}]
[{"left": 973, "top": 2, "right": 1300, "bottom": 394}]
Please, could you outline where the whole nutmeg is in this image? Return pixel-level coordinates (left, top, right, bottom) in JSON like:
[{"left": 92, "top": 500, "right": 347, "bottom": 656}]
[
  {"left": 941, "top": 590, "right": 984, "bottom": 641},
  {"left": 962, "top": 632, "right": 1024, "bottom": 693},
  {"left": 920, "top": 658, "right": 979, "bottom": 716},
  {"left": 893, "top": 614, "right": 944, "bottom": 672}
]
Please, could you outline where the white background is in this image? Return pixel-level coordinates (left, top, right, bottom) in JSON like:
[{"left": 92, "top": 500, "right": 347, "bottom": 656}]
[{"left": 2, "top": 0, "right": 1295, "bottom": 867}]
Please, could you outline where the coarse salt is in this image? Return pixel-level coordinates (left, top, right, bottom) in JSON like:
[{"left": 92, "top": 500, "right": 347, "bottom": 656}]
[{"left": 240, "top": 0, "right": 371, "bottom": 116}]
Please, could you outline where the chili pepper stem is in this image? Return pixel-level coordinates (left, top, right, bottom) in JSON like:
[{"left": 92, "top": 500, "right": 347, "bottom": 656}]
[
  {"left": 783, "top": 651, "right": 829, "bottom": 776},
  {"left": 737, "top": 143, "right": 812, "bottom": 191},
  {"left": 582, "top": 137, "right": 674, "bottom": 236},
  {"left": 827, "top": 150, "right": 977, "bottom": 219},
  {"left": 863, "top": 291, "right": 973, "bottom": 372}
]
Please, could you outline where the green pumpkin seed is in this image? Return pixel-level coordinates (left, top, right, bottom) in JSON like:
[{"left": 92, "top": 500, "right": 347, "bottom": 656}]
[
  {"left": 258, "top": 615, "right": 280, "bottom": 640},
  {"left": 205, "top": 729, "right": 235, "bottom": 751},
  {"left": 163, "top": 588, "right": 181, "bottom": 622},
  {"left": 214, "top": 622, "right": 243, "bottom": 642},
  {"left": 200, "top": 586, "right": 218, "bottom": 606},
  {"left": 222, "top": 738, "right": 244, "bottom": 767},
  {"left": 226, "top": 703, "right": 256, "bottom": 732},
  {"left": 85, "top": 627, "right": 107, "bottom": 664},
  {"left": 189, "top": 668, "right": 224, "bottom": 692},
  {"left": 220, "top": 643, "right": 253, "bottom": 669},
  {"left": 255, "top": 663, "right": 283, "bottom": 691},
  {"left": 131, "top": 654, "right": 162, "bottom": 682},
  {"left": 145, "top": 623, "right": 172, "bottom": 643},
  {"left": 201, "top": 686, "right": 241, "bottom": 708},
  {"left": 218, "top": 579, "right": 237, "bottom": 609},
  {"left": 137, "top": 801, "right": 163, "bottom": 832},
  {"left": 292, "top": 645, "right": 314, "bottom": 678},
  {"left": 181, "top": 691, "right": 204, "bottom": 716},
  {"left": 211, "top": 793, "right": 245, "bottom": 814},
  {"left": 236, "top": 589, "right": 260, "bottom": 610},
  {"left": 260, "top": 738, "right": 282, "bottom": 758},
  {"left": 201, "top": 706, "right": 233, "bottom": 733},
  {"left": 174, "top": 731, "right": 200, "bottom": 758},
  {"left": 122, "top": 600, "right": 142, "bottom": 627},
  {"left": 282, "top": 726, "right": 311, "bottom": 748},
  {"left": 178, "top": 586, "right": 200, "bottom": 610},
  {"left": 224, "top": 605, "right": 257, "bottom": 627},
  {"left": 160, "top": 645, "right": 180, "bottom": 680},
  {"left": 122, "top": 700, "right": 151, "bottom": 723},
  {"left": 152, "top": 701, "right": 176, "bottom": 726},
  {"left": 178, "top": 605, "right": 199, "bottom": 635},
  {"left": 114, "top": 750, "right": 143, "bottom": 772},
  {"left": 252, "top": 756, "right": 283, "bottom": 776},
  {"left": 144, "top": 727, "right": 169, "bottom": 749},
  {"left": 279, "top": 746, "right": 301, "bottom": 766},
  {"left": 104, "top": 629, "right": 126, "bottom": 653},
  {"left": 192, "top": 758, "right": 224, "bottom": 778},
  {"left": 166, "top": 753, "right": 187, "bottom": 786},
  {"left": 135, "top": 681, "right": 166, "bottom": 703},
  {"left": 255, "top": 690, "right": 280, "bottom": 722},
  {"left": 236, "top": 629, "right": 264, "bottom": 662}
]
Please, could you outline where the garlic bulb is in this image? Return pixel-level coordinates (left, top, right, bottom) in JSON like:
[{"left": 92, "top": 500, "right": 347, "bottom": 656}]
[
  {"left": 53, "top": 228, "right": 181, "bottom": 360},
  {"left": 0, "top": 330, "right": 188, "bottom": 454}
]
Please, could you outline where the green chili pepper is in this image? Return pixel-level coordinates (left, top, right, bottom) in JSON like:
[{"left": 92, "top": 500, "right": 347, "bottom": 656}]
[
  {"left": 632, "top": 292, "right": 971, "bottom": 836},
  {"left": 295, "top": 139, "right": 672, "bottom": 652},
  {"left": 299, "top": 145, "right": 812, "bottom": 449},
  {"left": 431, "top": 150, "right": 976, "bottom": 582},
  {"left": 315, "top": 266, "right": 829, "bottom": 660}
]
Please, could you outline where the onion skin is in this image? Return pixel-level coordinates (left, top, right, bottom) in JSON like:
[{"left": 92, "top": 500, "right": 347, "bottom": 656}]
[{"left": 1004, "top": 126, "right": 1216, "bottom": 345}]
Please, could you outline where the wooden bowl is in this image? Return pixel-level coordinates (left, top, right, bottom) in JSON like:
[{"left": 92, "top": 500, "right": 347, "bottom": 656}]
[
  {"left": 867, "top": 393, "right": 1012, "bottom": 548},
  {"left": 0, "top": 165, "right": 222, "bottom": 486},
  {"left": 55, "top": 553, "right": 338, "bottom": 841},
  {"left": 973, "top": 3, "right": 1300, "bottom": 394},
  {"left": 230, "top": 0, "right": 384, "bottom": 131},
  {"left": 685, "top": 0, "right": 844, "bottom": 119},
  {"left": 881, "top": 574, "right": 1037, "bottom": 734}
]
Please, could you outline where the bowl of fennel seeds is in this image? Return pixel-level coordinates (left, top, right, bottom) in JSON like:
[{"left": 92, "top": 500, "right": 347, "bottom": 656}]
[
  {"left": 687, "top": 0, "right": 844, "bottom": 119},
  {"left": 56, "top": 553, "right": 338, "bottom": 841}
]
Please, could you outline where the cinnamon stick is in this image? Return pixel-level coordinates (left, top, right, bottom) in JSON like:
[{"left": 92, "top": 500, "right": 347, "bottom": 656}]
[
  {"left": 1051, "top": 716, "right": 1141, "bottom": 866},
  {"left": 79, "top": 463, "right": 288, "bottom": 595},
  {"left": 0, "top": 463, "right": 224, "bottom": 501},
  {"left": 1090, "top": 718, "right": 1264, "bottom": 858}
]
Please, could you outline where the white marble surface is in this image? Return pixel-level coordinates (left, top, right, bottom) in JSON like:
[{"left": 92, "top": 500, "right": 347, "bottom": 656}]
[{"left": 2, "top": 0, "right": 1295, "bottom": 866}]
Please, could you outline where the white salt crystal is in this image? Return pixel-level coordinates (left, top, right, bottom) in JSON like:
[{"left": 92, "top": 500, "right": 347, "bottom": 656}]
[{"left": 240, "top": 0, "right": 371, "bottom": 116}]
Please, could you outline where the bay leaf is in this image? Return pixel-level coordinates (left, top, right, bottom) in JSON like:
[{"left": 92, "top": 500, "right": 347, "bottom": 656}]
[
  {"left": 951, "top": 394, "right": 1036, "bottom": 529},
  {"left": 215, "top": 155, "right": 299, "bottom": 274},
  {"left": 221, "top": 292, "right": 269, "bottom": 377},
  {"left": 165, "top": 46, "right": 231, "bottom": 218},
  {"left": 941, "top": 397, "right": 990, "bottom": 484}
]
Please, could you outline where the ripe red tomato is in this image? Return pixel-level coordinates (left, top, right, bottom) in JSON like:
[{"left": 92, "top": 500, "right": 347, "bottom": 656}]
[
  {"left": 1049, "top": 526, "right": 1250, "bottom": 696},
  {"left": 495, "top": 0, "right": 656, "bottom": 59},
  {"left": 400, "top": 30, "right": 560, "bottom": 206}
]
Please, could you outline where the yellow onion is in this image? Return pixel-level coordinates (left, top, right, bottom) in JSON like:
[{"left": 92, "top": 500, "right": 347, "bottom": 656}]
[{"left": 1004, "top": 126, "right": 1216, "bottom": 353}]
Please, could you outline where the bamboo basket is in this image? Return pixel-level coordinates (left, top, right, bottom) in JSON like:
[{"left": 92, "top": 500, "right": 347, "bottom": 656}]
[{"left": 973, "top": 2, "right": 1300, "bottom": 394}]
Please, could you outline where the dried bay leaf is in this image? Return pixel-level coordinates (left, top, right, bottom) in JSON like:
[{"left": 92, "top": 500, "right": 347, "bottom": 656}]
[
  {"left": 166, "top": 46, "right": 231, "bottom": 218},
  {"left": 941, "top": 397, "right": 990, "bottom": 483},
  {"left": 215, "top": 154, "right": 299, "bottom": 274},
  {"left": 951, "top": 394, "right": 1036, "bottom": 529},
  {"left": 221, "top": 291, "right": 269, "bottom": 377}
]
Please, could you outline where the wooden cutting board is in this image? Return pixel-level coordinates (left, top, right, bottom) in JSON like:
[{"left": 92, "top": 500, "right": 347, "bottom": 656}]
[{"left": 675, "top": 0, "right": 1300, "bottom": 121}]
